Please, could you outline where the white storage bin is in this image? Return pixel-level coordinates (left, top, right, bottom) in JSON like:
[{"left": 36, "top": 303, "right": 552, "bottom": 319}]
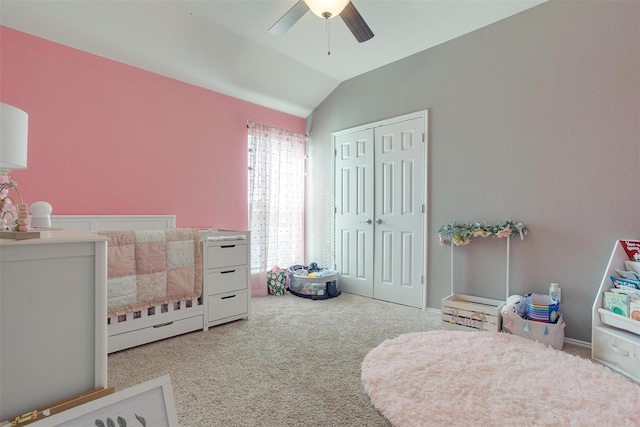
[
  {"left": 441, "top": 294, "right": 504, "bottom": 332},
  {"left": 592, "top": 326, "right": 640, "bottom": 382}
]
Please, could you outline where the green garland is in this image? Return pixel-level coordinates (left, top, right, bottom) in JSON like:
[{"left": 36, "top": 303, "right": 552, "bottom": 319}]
[{"left": 438, "top": 220, "right": 528, "bottom": 246}]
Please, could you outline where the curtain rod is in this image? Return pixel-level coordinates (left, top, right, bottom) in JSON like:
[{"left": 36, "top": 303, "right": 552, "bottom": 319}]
[{"left": 246, "top": 119, "right": 308, "bottom": 138}]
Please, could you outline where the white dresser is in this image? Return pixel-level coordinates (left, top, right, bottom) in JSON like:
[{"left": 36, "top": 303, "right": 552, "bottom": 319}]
[
  {"left": 591, "top": 239, "right": 640, "bottom": 383},
  {"left": 202, "top": 230, "right": 251, "bottom": 330},
  {"left": 0, "top": 231, "right": 108, "bottom": 421}
]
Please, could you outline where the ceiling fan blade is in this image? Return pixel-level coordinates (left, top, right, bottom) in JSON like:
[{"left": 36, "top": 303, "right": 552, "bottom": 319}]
[
  {"left": 340, "top": 1, "right": 374, "bottom": 43},
  {"left": 269, "top": 0, "right": 310, "bottom": 35}
]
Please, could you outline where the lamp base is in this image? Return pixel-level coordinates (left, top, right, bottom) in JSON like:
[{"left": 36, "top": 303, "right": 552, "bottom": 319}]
[
  {"left": 31, "top": 216, "right": 51, "bottom": 228},
  {"left": 0, "top": 230, "right": 41, "bottom": 240}
]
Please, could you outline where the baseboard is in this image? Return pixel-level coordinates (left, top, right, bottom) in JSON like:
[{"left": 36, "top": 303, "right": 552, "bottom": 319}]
[
  {"left": 564, "top": 337, "right": 591, "bottom": 348},
  {"left": 425, "top": 307, "right": 441, "bottom": 315},
  {"left": 428, "top": 307, "right": 592, "bottom": 348}
]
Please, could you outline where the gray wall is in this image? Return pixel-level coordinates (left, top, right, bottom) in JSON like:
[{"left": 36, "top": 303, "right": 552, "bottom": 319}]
[{"left": 305, "top": 1, "right": 640, "bottom": 343}]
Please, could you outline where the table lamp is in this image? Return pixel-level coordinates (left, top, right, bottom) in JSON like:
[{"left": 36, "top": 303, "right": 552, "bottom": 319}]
[
  {"left": 0, "top": 102, "right": 30, "bottom": 234},
  {"left": 30, "top": 201, "right": 53, "bottom": 228}
]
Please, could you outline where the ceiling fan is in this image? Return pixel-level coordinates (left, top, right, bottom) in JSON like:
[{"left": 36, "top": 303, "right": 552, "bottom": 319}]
[{"left": 269, "top": 0, "right": 374, "bottom": 43}]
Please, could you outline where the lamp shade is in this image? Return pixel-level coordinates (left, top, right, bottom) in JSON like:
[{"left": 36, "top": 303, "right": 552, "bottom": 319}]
[
  {"left": 0, "top": 103, "right": 29, "bottom": 169},
  {"left": 305, "top": 0, "right": 350, "bottom": 18}
]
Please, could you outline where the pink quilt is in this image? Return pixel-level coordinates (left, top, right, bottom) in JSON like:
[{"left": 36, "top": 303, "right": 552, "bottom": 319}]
[{"left": 99, "top": 228, "right": 203, "bottom": 317}]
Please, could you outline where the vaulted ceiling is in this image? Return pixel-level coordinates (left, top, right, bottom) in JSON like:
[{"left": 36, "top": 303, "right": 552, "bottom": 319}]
[{"left": 0, "top": 1, "right": 545, "bottom": 117}]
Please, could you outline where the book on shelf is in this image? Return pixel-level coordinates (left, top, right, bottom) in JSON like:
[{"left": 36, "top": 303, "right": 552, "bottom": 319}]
[
  {"left": 620, "top": 240, "right": 640, "bottom": 261},
  {"left": 603, "top": 291, "right": 630, "bottom": 317},
  {"left": 611, "top": 275, "right": 640, "bottom": 290}
]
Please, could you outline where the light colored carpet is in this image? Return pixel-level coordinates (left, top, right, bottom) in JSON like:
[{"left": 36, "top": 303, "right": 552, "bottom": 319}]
[
  {"left": 362, "top": 330, "right": 640, "bottom": 427},
  {"left": 108, "top": 292, "right": 591, "bottom": 426}
]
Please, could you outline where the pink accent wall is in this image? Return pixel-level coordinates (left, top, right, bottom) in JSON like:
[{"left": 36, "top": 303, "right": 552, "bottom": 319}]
[{"left": 0, "top": 26, "right": 306, "bottom": 233}]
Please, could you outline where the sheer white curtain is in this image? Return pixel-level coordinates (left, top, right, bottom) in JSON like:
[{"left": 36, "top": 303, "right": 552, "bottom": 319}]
[{"left": 247, "top": 121, "right": 306, "bottom": 289}]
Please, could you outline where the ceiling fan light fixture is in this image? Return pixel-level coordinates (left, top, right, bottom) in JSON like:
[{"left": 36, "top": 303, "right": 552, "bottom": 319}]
[{"left": 305, "top": 0, "right": 350, "bottom": 19}]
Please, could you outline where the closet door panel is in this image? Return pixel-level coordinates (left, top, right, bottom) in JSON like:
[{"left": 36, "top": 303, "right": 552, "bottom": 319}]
[
  {"left": 334, "top": 128, "right": 375, "bottom": 298},
  {"left": 373, "top": 117, "right": 425, "bottom": 308}
]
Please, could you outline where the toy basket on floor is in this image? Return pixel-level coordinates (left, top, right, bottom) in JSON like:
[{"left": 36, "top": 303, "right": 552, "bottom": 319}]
[
  {"left": 288, "top": 265, "right": 340, "bottom": 300},
  {"left": 502, "top": 313, "right": 565, "bottom": 350}
]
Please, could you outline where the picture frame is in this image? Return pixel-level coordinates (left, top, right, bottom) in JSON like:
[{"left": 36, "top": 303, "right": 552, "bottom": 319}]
[{"left": 29, "top": 375, "right": 178, "bottom": 427}]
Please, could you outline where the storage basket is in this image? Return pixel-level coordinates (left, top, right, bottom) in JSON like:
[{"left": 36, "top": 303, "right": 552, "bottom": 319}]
[
  {"left": 288, "top": 266, "right": 340, "bottom": 300},
  {"left": 502, "top": 313, "right": 565, "bottom": 350}
]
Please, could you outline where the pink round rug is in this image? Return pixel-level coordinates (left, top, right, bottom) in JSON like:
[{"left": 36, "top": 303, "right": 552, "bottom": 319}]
[{"left": 361, "top": 330, "right": 640, "bottom": 427}]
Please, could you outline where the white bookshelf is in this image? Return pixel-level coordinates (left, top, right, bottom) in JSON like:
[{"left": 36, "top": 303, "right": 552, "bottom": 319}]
[{"left": 591, "top": 239, "right": 640, "bottom": 382}]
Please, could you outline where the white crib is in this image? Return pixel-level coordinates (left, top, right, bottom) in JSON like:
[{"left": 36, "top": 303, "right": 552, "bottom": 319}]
[{"left": 50, "top": 215, "right": 205, "bottom": 353}]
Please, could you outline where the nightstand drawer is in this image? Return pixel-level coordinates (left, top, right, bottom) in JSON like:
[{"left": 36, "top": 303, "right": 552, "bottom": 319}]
[
  {"left": 593, "top": 327, "right": 640, "bottom": 381},
  {"left": 206, "top": 268, "right": 247, "bottom": 294},
  {"left": 206, "top": 243, "right": 247, "bottom": 269},
  {"left": 208, "top": 290, "right": 248, "bottom": 321}
]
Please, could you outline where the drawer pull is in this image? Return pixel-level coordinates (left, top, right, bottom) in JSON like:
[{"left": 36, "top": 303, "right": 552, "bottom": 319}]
[
  {"left": 221, "top": 270, "right": 236, "bottom": 274},
  {"left": 221, "top": 295, "right": 236, "bottom": 300},
  {"left": 153, "top": 321, "right": 174, "bottom": 328},
  {"left": 610, "top": 344, "right": 635, "bottom": 357},
  {"left": 221, "top": 245, "right": 236, "bottom": 248}
]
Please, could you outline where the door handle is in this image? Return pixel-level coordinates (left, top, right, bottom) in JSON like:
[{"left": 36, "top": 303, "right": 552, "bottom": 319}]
[
  {"left": 376, "top": 219, "right": 384, "bottom": 225},
  {"left": 360, "top": 219, "right": 372, "bottom": 224},
  {"left": 610, "top": 343, "right": 634, "bottom": 357}
]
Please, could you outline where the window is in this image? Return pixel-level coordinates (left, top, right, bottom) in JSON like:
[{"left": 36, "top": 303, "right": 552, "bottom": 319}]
[{"left": 247, "top": 121, "right": 305, "bottom": 279}]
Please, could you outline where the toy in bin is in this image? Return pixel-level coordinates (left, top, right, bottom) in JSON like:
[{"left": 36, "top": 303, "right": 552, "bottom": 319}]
[
  {"left": 525, "top": 293, "right": 560, "bottom": 323},
  {"left": 288, "top": 263, "right": 340, "bottom": 300}
]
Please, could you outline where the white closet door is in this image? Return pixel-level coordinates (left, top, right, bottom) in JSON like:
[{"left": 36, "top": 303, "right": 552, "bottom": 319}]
[
  {"left": 334, "top": 128, "right": 375, "bottom": 297},
  {"left": 373, "top": 117, "right": 425, "bottom": 308},
  {"left": 333, "top": 111, "right": 427, "bottom": 308}
]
